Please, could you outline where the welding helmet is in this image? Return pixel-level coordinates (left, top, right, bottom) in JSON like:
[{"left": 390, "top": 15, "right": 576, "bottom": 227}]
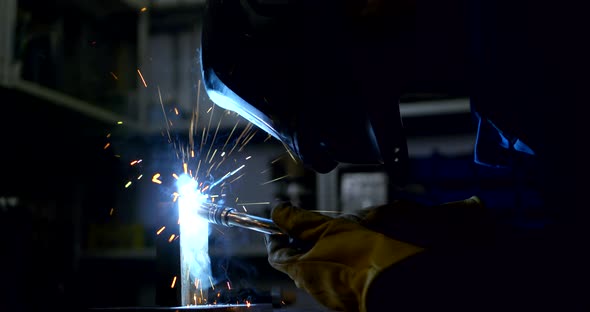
[{"left": 200, "top": 0, "right": 414, "bottom": 175}]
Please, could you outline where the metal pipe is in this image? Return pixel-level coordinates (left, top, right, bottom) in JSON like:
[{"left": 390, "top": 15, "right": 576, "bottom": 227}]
[{"left": 198, "top": 202, "right": 285, "bottom": 235}]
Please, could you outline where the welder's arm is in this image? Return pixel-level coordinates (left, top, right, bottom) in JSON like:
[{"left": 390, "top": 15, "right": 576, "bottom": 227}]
[
  {"left": 265, "top": 203, "right": 424, "bottom": 312},
  {"left": 364, "top": 234, "right": 573, "bottom": 312},
  {"left": 267, "top": 199, "right": 569, "bottom": 312}
]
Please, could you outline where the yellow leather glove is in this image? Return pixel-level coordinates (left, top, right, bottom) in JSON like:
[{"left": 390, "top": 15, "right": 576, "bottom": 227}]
[{"left": 265, "top": 202, "right": 424, "bottom": 312}]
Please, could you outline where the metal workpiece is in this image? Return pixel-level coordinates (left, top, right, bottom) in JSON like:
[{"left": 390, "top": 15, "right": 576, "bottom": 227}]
[{"left": 199, "top": 202, "right": 285, "bottom": 235}]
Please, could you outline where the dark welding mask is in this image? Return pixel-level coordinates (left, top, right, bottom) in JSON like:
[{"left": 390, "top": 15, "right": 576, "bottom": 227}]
[{"left": 200, "top": 0, "right": 410, "bottom": 174}]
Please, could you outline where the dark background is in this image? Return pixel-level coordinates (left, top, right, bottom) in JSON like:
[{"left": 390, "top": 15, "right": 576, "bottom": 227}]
[{"left": 0, "top": 0, "right": 585, "bottom": 311}]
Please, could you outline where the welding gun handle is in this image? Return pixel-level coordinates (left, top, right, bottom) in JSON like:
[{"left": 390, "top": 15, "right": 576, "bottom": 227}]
[
  {"left": 200, "top": 203, "right": 286, "bottom": 235},
  {"left": 223, "top": 209, "right": 286, "bottom": 236},
  {"left": 223, "top": 208, "right": 313, "bottom": 251}
]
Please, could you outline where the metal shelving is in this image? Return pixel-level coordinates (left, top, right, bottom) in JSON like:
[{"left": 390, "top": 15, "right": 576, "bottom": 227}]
[{"left": 0, "top": 0, "right": 155, "bottom": 134}]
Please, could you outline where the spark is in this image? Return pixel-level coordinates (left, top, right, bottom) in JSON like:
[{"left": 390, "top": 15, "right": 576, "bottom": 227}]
[
  {"left": 209, "top": 164, "right": 245, "bottom": 190},
  {"left": 156, "top": 226, "right": 166, "bottom": 235},
  {"left": 264, "top": 133, "right": 273, "bottom": 142},
  {"left": 125, "top": 181, "right": 132, "bottom": 188},
  {"left": 245, "top": 156, "right": 252, "bottom": 160},
  {"left": 205, "top": 114, "right": 224, "bottom": 163},
  {"left": 209, "top": 149, "right": 218, "bottom": 163},
  {"left": 209, "top": 276, "right": 215, "bottom": 289},
  {"left": 260, "top": 154, "right": 284, "bottom": 174},
  {"left": 109, "top": 208, "right": 114, "bottom": 216},
  {"left": 104, "top": 143, "right": 110, "bottom": 149},
  {"left": 152, "top": 173, "right": 162, "bottom": 184},
  {"left": 117, "top": 121, "right": 123, "bottom": 125},
  {"left": 221, "top": 152, "right": 226, "bottom": 157},
  {"left": 196, "top": 159, "right": 202, "bottom": 180},
  {"left": 158, "top": 86, "right": 172, "bottom": 142},
  {"left": 140, "top": 7, "right": 147, "bottom": 12},
  {"left": 281, "top": 141, "right": 298, "bottom": 163},
  {"left": 172, "top": 192, "right": 179, "bottom": 202},
  {"left": 239, "top": 130, "right": 258, "bottom": 152},
  {"left": 242, "top": 206, "right": 247, "bottom": 212},
  {"left": 200, "top": 126, "right": 206, "bottom": 155},
  {"left": 222, "top": 120, "right": 240, "bottom": 151},
  {"left": 168, "top": 234, "right": 176, "bottom": 242},
  {"left": 227, "top": 281, "right": 232, "bottom": 290},
  {"left": 183, "top": 163, "right": 188, "bottom": 174},
  {"left": 130, "top": 159, "right": 142, "bottom": 166},
  {"left": 171, "top": 276, "right": 177, "bottom": 288},
  {"left": 214, "top": 227, "right": 224, "bottom": 236},
  {"left": 137, "top": 174, "right": 143, "bottom": 180},
  {"left": 174, "top": 107, "right": 179, "bottom": 115},
  {"left": 137, "top": 69, "right": 147, "bottom": 87},
  {"left": 237, "top": 202, "right": 271, "bottom": 206},
  {"left": 228, "top": 123, "right": 253, "bottom": 156},
  {"left": 192, "top": 80, "right": 202, "bottom": 150},
  {"left": 260, "top": 174, "right": 289, "bottom": 185},
  {"left": 106, "top": 133, "right": 111, "bottom": 138},
  {"left": 206, "top": 162, "right": 216, "bottom": 177},
  {"left": 202, "top": 105, "right": 216, "bottom": 157},
  {"left": 110, "top": 72, "right": 118, "bottom": 80},
  {"left": 172, "top": 173, "right": 179, "bottom": 179},
  {"left": 189, "top": 121, "right": 195, "bottom": 153},
  {"left": 229, "top": 173, "right": 245, "bottom": 184},
  {"left": 246, "top": 301, "right": 251, "bottom": 308},
  {"left": 235, "top": 122, "right": 253, "bottom": 155},
  {"left": 214, "top": 157, "right": 226, "bottom": 171},
  {"left": 271, "top": 155, "right": 284, "bottom": 164}
]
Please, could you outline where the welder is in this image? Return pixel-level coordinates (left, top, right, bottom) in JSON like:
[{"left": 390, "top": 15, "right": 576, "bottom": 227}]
[{"left": 199, "top": 0, "right": 585, "bottom": 311}]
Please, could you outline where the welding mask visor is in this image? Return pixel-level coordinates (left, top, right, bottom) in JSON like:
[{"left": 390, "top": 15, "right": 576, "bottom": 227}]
[{"left": 200, "top": 0, "right": 407, "bottom": 174}]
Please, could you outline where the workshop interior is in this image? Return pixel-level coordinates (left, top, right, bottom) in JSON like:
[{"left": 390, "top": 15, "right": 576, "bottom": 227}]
[{"left": 0, "top": 0, "right": 581, "bottom": 311}]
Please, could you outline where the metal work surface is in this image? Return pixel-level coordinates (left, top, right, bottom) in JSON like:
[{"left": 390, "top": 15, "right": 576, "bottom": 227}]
[
  {"left": 87, "top": 288, "right": 335, "bottom": 312},
  {"left": 89, "top": 304, "right": 273, "bottom": 312}
]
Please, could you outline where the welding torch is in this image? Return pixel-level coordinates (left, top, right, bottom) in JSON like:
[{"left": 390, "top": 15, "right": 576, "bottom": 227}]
[{"left": 197, "top": 202, "right": 285, "bottom": 235}]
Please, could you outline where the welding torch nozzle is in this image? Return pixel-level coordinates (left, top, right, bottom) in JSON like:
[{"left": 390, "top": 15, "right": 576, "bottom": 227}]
[{"left": 198, "top": 202, "right": 285, "bottom": 235}]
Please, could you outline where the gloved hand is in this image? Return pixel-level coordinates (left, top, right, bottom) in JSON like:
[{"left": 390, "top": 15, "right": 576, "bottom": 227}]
[{"left": 265, "top": 202, "right": 424, "bottom": 312}]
